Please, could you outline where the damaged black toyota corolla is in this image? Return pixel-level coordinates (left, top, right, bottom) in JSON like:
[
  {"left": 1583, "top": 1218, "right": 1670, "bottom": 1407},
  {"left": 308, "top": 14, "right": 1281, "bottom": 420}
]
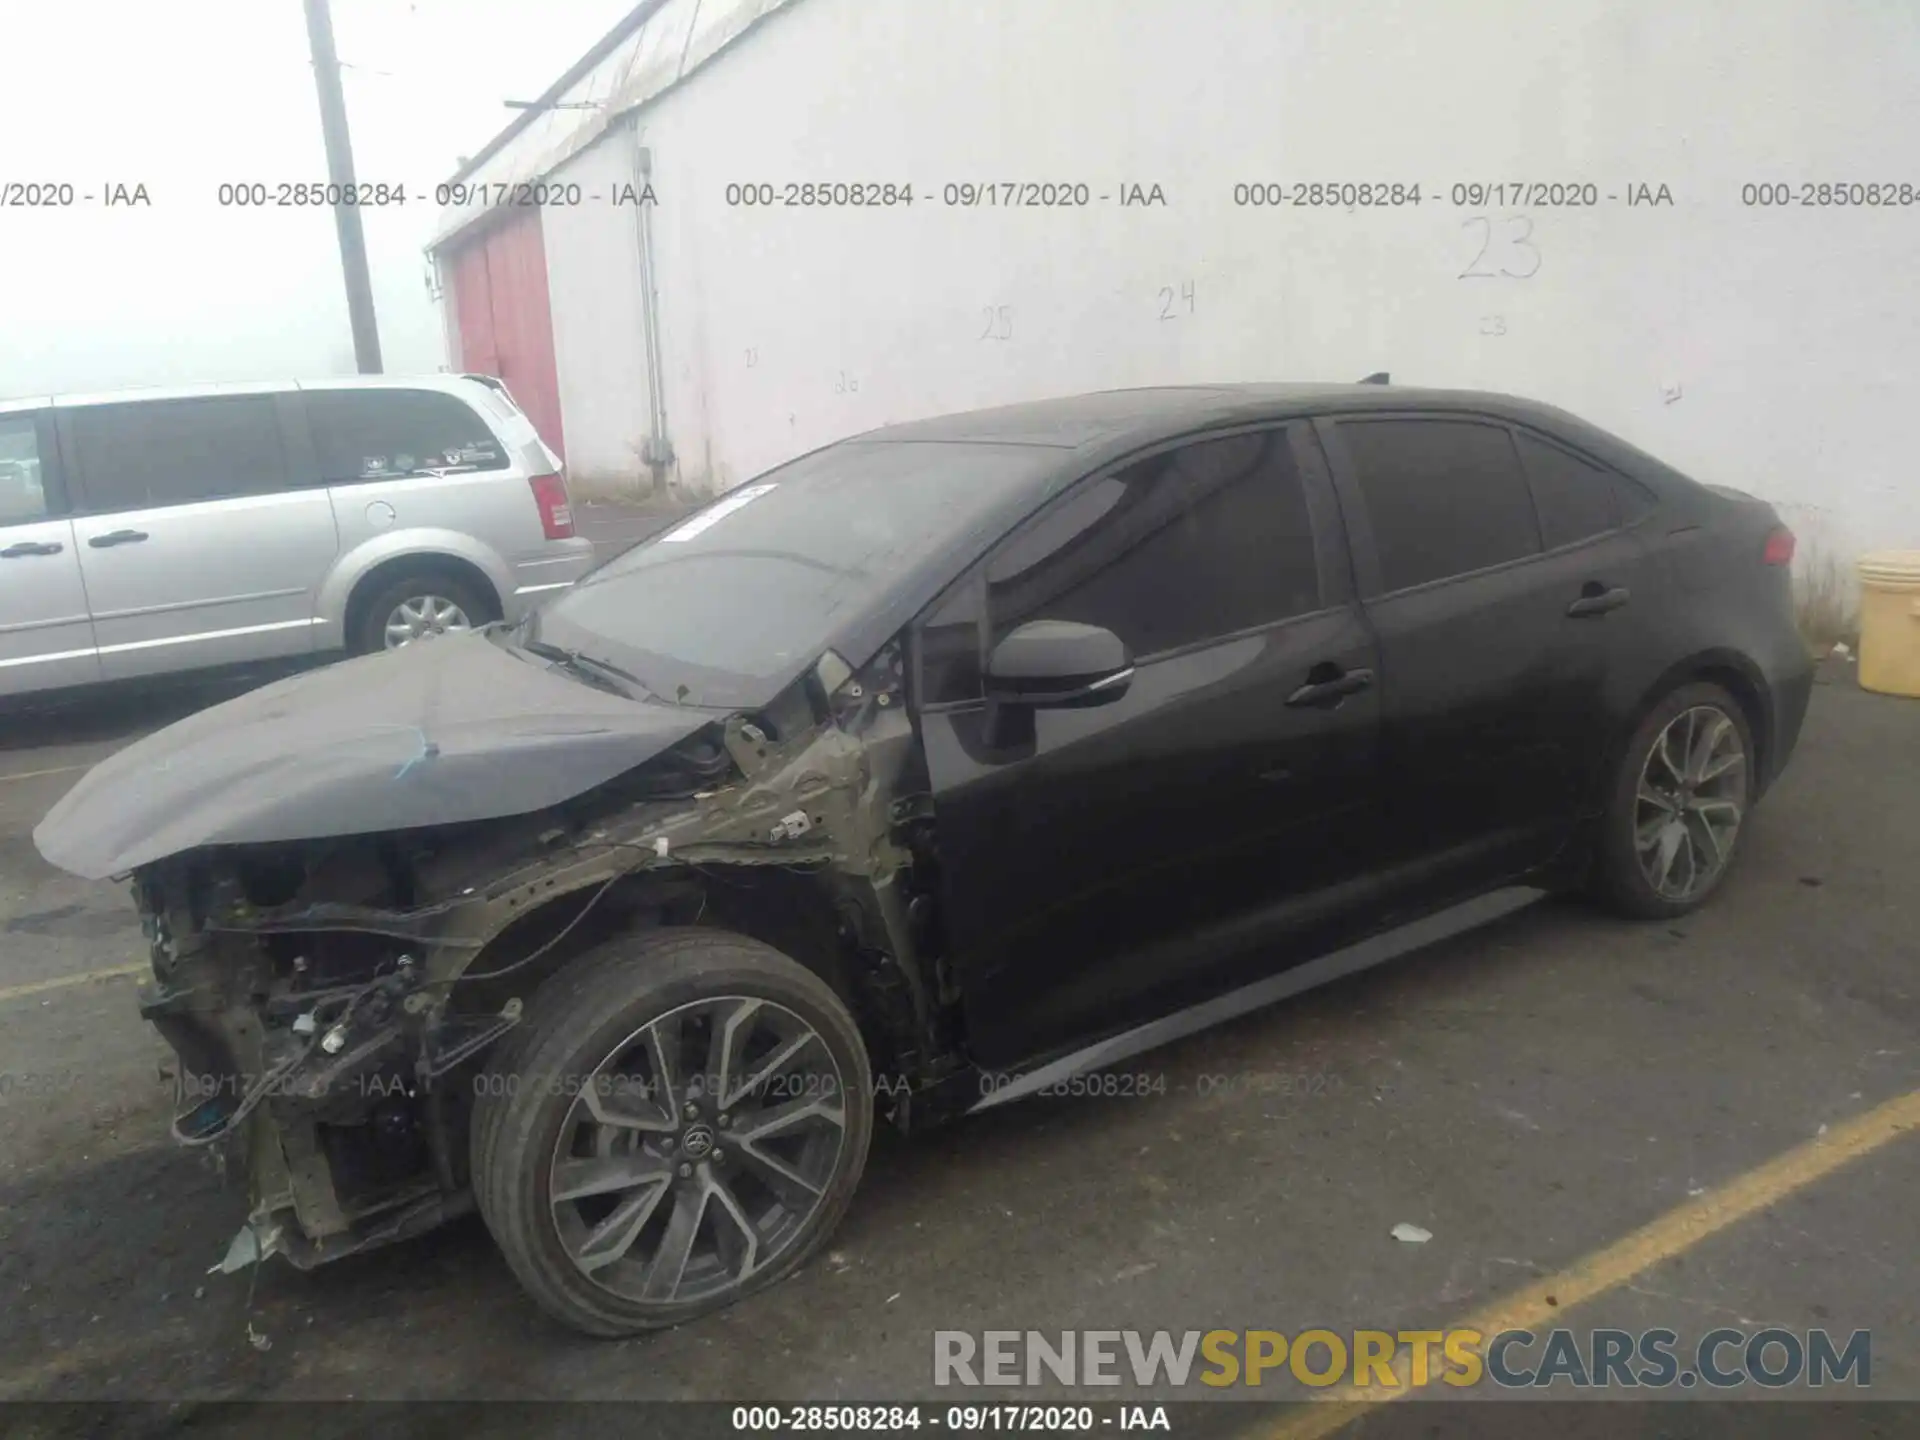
[{"left": 35, "top": 384, "right": 1814, "bottom": 1336}]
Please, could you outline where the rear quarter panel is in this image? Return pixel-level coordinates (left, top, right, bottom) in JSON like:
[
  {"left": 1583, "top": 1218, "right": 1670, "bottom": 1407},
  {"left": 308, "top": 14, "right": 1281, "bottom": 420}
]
[
  {"left": 311, "top": 519, "right": 521, "bottom": 649},
  {"left": 310, "top": 388, "right": 573, "bottom": 643},
  {"left": 1615, "top": 489, "right": 1812, "bottom": 793}
]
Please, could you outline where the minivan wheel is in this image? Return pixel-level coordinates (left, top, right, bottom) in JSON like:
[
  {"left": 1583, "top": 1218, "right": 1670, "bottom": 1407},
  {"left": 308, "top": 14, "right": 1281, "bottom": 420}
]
[
  {"left": 1593, "top": 681, "right": 1755, "bottom": 920},
  {"left": 471, "top": 928, "right": 873, "bottom": 1337},
  {"left": 352, "top": 571, "right": 496, "bottom": 655}
]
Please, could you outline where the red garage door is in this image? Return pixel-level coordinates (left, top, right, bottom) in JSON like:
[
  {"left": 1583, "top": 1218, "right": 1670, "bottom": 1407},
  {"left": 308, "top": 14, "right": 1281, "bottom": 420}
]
[{"left": 445, "top": 206, "right": 567, "bottom": 461}]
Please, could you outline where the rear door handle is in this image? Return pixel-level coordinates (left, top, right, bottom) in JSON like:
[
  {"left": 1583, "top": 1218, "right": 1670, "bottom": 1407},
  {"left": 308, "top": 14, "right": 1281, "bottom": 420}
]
[
  {"left": 1, "top": 540, "right": 64, "bottom": 557},
  {"left": 87, "top": 529, "right": 149, "bottom": 548},
  {"left": 1286, "top": 666, "right": 1375, "bottom": 709},
  {"left": 1567, "top": 584, "right": 1630, "bottom": 618}
]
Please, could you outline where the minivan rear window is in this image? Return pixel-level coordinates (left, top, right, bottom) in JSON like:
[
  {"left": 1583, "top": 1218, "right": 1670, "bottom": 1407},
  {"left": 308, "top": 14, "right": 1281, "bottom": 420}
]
[{"left": 305, "top": 389, "right": 508, "bottom": 483}]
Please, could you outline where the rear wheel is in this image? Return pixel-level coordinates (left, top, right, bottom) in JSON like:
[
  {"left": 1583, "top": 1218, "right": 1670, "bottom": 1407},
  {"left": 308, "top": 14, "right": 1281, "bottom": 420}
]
[
  {"left": 351, "top": 570, "right": 496, "bottom": 655},
  {"left": 471, "top": 928, "right": 873, "bottom": 1336},
  {"left": 1593, "top": 681, "right": 1754, "bottom": 919}
]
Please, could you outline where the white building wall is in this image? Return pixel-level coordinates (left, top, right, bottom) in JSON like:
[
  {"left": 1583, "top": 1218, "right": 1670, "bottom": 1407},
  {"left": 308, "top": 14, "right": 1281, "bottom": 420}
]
[
  {"left": 550, "top": 0, "right": 1920, "bottom": 582},
  {"left": 546, "top": 132, "right": 655, "bottom": 490}
]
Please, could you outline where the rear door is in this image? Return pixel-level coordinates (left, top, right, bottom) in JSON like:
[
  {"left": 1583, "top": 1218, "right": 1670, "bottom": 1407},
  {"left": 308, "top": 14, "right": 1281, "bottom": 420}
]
[
  {"left": 0, "top": 408, "right": 100, "bottom": 695},
  {"left": 59, "top": 393, "right": 340, "bottom": 680},
  {"left": 915, "top": 422, "right": 1387, "bottom": 1068},
  {"left": 1318, "top": 412, "right": 1650, "bottom": 908}
]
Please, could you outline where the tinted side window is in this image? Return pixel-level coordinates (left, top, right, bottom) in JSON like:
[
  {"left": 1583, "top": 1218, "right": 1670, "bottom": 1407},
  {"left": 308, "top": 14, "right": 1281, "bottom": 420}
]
[
  {"left": 70, "top": 397, "right": 287, "bottom": 510},
  {"left": 305, "top": 389, "right": 508, "bottom": 483},
  {"left": 1616, "top": 474, "right": 1659, "bottom": 523},
  {"left": 987, "top": 428, "right": 1320, "bottom": 658},
  {"left": 917, "top": 575, "right": 985, "bottom": 706},
  {"left": 1516, "top": 431, "right": 1619, "bottom": 548},
  {"left": 0, "top": 415, "right": 49, "bottom": 526},
  {"left": 1341, "top": 419, "right": 1540, "bottom": 591}
]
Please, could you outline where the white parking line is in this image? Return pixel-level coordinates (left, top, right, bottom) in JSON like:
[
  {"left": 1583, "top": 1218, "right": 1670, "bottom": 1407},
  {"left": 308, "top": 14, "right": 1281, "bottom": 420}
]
[
  {"left": 0, "top": 762, "right": 90, "bottom": 785},
  {"left": 0, "top": 963, "right": 146, "bottom": 1005}
]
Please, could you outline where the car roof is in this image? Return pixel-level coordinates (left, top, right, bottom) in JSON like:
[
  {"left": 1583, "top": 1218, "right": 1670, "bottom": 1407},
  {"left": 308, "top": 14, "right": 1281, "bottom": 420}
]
[
  {"left": 843, "top": 381, "right": 1693, "bottom": 496},
  {"left": 0, "top": 375, "right": 491, "bottom": 412},
  {"left": 851, "top": 381, "right": 1592, "bottom": 452}
]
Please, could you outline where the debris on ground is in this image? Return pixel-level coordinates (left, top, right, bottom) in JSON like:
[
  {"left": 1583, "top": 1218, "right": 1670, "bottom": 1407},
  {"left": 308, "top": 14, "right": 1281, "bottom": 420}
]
[{"left": 1390, "top": 1223, "right": 1433, "bottom": 1244}]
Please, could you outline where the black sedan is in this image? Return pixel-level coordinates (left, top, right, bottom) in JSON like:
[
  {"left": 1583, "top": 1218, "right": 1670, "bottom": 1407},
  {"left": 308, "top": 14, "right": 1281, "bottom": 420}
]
[{"left": 34, "top": 382, "right": 1814, "bottom": 1336}]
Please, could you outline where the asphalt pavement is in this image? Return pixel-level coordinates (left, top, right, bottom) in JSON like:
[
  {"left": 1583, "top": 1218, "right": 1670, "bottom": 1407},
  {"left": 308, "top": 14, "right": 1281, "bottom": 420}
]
[{"left": 0, "top": 607, "right": 1913, "bottom": 1424}]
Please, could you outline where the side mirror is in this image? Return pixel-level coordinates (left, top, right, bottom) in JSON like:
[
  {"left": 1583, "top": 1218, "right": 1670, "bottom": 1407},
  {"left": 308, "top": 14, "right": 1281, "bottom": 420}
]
[{"left": 984, "top": 620, "right": 1133, "bottom": 710}]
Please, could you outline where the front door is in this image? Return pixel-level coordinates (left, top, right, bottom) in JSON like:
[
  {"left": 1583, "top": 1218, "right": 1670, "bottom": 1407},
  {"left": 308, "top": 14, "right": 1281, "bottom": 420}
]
[
  {"left": 915, "top": 423, "right": 1386, "bottom": 1069},
  {"left": 0, "top": 409, "right": 99, "bottom": 696},
  {"left": 59, "top": 393, "right": 340, "bottom": 681}
]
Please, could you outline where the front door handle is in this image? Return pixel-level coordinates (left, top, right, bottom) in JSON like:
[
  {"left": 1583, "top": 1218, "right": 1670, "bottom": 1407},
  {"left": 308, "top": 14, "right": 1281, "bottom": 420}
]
[
  {"left": 1566, "top": 583, "right": 1630, "bottom": 618},
  {"left": 1286, "top": 665, "right": 1375, "bottom": 709},
  {"left": 87, "top": 529, "right": 149, "bottom": 548},
  {"left": 1, "top": 540, "right": 64, "bottom": 557}
]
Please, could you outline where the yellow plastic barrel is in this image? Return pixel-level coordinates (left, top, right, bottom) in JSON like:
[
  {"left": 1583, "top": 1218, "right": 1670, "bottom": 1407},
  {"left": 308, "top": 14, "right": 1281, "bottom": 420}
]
[{"left": 1856, "top": 550, "right": 1920, "bottom": 697}]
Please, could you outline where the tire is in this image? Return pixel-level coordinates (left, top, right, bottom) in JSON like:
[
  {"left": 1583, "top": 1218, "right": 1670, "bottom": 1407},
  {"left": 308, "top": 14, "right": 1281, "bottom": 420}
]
[
  {"left": 470, "top": 927, "right": 874, "bottom": 1337},
  {"left": 1592, "top": 681, "right": 1756, "bottom": 920},
  {"left": 350, "top": 569, "right": 496, "bottom": 655}
]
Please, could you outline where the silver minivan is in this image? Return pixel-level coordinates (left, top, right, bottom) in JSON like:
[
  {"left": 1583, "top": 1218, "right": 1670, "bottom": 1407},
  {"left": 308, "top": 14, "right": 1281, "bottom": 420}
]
[{"left": 0, "top": 375, "right": 595, "bottom": 698}]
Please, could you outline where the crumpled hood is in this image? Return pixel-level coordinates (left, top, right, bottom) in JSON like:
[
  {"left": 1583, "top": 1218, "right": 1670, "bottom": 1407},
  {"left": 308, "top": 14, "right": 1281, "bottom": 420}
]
[{"left": 33, "top": 633, "right": 715, "bottom": 880}]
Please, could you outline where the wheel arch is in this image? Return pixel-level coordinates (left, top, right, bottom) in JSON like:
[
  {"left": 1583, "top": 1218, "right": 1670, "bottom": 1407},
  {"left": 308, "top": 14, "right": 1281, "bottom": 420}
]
[
  {"left": 316, "top": 528, "right": 514, "bottom": 650},
  {"left": 450, "top": 865, "right": 915, "bottom": 1089},
  {"left": 1609, "top": 649, "right": 1774, "bottom": 806},
  {"left": 342, "top": 550, "right": 504, "bottom": 653}
]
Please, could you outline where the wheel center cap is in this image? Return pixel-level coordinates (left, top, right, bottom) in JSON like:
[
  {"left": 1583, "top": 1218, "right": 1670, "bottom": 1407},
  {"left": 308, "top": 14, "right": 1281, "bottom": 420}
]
[{"left": 681, "top": 1123, "right": 715, "bottom": 1159}]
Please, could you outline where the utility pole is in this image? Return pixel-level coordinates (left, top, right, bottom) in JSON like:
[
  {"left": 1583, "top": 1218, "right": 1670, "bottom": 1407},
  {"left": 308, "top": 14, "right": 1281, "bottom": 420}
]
[{"left": 303, "top": 0, "right": 383, "bottom": 373}]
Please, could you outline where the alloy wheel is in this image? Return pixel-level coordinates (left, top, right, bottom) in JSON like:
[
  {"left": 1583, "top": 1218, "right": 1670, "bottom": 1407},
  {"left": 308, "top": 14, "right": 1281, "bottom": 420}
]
[
  {"left": 383, "top": 595, "right": 473, "bottom": 648},
  {"left": 1634, "top": 704, "right": 1747, "bottom": 901},
  {"left": 546, "top": 996, "right": 848, "bottom": 1309}
]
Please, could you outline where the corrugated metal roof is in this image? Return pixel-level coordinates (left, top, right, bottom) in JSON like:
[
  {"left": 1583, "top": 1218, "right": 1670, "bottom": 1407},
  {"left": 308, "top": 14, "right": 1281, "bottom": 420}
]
[{"left": 428, "top": 0, "right": 800, "bottom": 253}]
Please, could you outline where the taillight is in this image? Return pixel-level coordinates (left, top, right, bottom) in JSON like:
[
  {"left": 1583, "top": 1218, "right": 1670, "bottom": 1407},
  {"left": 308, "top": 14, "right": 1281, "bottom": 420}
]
[
  {"left": 1762, "top": 525, "right": 1796, "bottom": 566},
  {"left": 529, "top": 472, "right": 574, "bottom": 540}
]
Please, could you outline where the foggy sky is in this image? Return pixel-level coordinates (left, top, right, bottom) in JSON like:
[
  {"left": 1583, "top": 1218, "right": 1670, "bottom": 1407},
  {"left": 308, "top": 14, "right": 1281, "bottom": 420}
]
[{"left": 0, "top": 0, "right": 639, "bottom": 398}]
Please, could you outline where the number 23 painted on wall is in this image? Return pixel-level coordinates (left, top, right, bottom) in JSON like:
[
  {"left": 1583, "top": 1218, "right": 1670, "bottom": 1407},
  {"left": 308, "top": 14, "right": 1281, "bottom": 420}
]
[{"left": 1459, "top": 214, "right": 1542, "bottom": 279}]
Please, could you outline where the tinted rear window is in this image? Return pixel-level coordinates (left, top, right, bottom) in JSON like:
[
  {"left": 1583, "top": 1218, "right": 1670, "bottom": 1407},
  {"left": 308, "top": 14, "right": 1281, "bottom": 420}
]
[
  {"left": 305, "top": 389, "right": 508, "bottom": 482},
  {"left": 70, "top": 396, "right": 286, "bottom": 510},
  {"left": 1340, "top": 419, "right": 1541, "bottom": 591},
  {"left": 1515, "top": 431, "right": 1620, "bottom": 548}
]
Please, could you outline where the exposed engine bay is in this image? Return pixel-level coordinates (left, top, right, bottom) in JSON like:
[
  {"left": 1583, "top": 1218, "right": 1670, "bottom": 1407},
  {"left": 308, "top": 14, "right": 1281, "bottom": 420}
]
[{"left": 124, "top": 642, "right": 968, "bottom": 1270}]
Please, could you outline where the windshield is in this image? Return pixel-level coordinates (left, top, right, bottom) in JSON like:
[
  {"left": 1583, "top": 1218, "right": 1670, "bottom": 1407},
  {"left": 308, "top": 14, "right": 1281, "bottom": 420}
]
[{"left": 530, "top": 439, "right": 1059, "bottom": 708}]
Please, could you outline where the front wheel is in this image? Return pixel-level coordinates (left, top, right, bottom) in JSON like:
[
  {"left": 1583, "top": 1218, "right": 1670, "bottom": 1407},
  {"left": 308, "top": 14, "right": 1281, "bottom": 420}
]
[
  {"left": 471, "top": 928, "right": 873, "bottom": 1336},
  {"left": 1592, "top": 681, "right": 1755, "bottom": 920}
]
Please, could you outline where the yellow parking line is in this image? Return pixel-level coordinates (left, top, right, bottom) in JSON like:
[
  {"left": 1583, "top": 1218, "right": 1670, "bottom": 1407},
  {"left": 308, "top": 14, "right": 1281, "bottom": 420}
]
[
  {"left": 1259, "top": 1085, "right": 1920, "bottom": 1440},
  {"left": 0, "top": 962, "right": 146, "bottom": 1005},
  {"left": 0, "top": 762, "right": 89, "bottom": 785}
]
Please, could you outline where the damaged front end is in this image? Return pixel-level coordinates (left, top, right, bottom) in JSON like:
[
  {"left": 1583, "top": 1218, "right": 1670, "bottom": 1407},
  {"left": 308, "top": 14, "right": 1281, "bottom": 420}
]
[{"left": 127, "top": 645, "right": 964, "bottom": 1272}]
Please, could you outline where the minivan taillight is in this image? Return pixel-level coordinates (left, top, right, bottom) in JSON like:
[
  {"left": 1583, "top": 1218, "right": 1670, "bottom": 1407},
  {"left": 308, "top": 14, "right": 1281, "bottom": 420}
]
[
  {"left": 529, "top": 472, "right": 574, "bottom": 540},
  {"left": 1762, "top": 525, "right": 1796, "bottom": 566}
]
